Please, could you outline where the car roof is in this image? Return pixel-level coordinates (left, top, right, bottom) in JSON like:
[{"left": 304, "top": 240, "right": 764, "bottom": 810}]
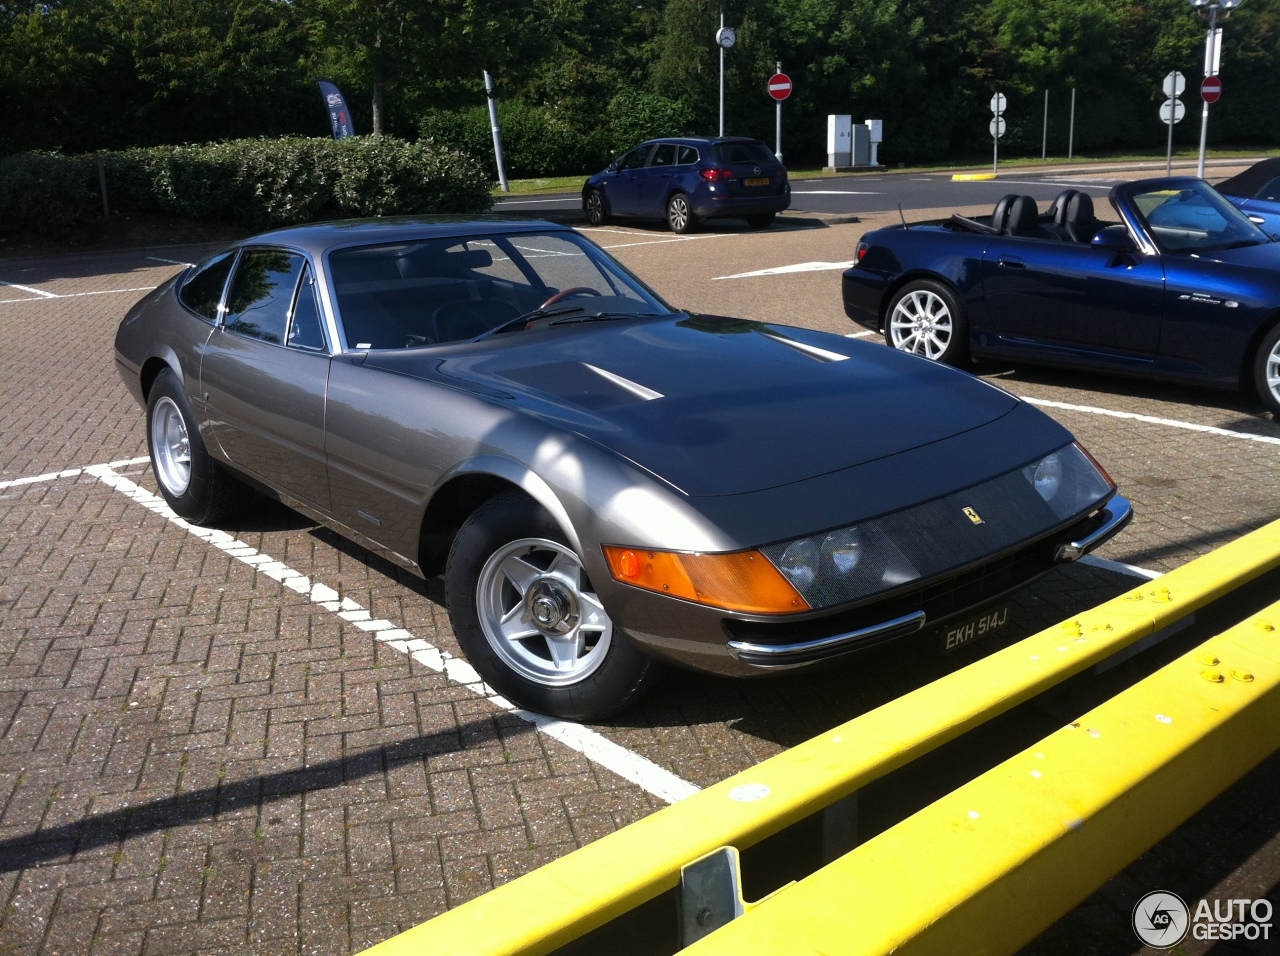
[
  {"left": 246, "top": 216, "right": 571, "bottom": 254},
  {"left": 638, "top": 136, "right": 767, "bottom": 147},
  {"left": 1215, "top": 158, "right": 1280, "bottom": 199}
]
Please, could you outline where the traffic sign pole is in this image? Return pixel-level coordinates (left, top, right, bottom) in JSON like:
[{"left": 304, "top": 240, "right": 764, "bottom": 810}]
[
  {"left": 768, "top": 64, "right": 794, "bottom": 162},
  {"left": 1163, "top": 70, "right": 1185, "bottom": 176},
  {"left": 1197, "top": 3, "right": 1219, "bottom": 178},
  {"left": 990, "top": 92, "right": 1006, "bottom": 174}
]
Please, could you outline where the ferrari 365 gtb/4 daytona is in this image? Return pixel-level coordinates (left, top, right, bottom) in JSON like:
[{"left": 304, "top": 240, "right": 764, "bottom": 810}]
[{"left": 116, "top": 218, "right": 1130, "bottom": 719}]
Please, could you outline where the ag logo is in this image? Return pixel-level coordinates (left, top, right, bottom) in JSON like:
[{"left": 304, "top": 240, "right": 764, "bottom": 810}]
[
  {"left": 962, "top": 506, "right": 984, "bottom": 526},
  {"left": 1133, "top": 891, "right": 1190, "bottom": 948}
]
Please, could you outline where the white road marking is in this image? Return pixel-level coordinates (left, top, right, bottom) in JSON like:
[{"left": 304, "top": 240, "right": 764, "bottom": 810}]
[
  {"left": 712, "top": 260, "right": 854, "bottom": 280},
  {"left": 602, "top": 234, "right": 732, "bottom": 250},
  {"left": 1079, "top": 554, "right": 1162, "bottom": 580},
  {"left": 145, "top": 256, "right": 194, "bottom": 266},
  {"left": 973, "top": 179, "right": 1111, "bottom": 191},
  {"left": 0, "top": 456, "right": 149, "bottom": 489},
  {"left": 0, "top": 279, "right": 56, "bottom": 297},
  {"left": 81, "top": 463, "right": 701, "bottom": 805},
  {"left": 0, "top": 285, "right": 156, "bottom": 304},
  {"left": 1020, "top": 397, "right": 1280, "bottom": 446},
  {"left": 792, "top": 190, "right": 883, "bottom": 196},
  {"left": 845, "top": 331, "right": 876, "bottom": 338}
]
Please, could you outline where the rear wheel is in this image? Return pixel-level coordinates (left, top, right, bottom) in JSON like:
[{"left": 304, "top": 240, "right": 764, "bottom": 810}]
[
  {"left": 1253, "top": 323, "right": 1280, "bottom": 417},
  {"left": 746, "top": 213, "right": 776, "bottom": 229},
  {"left": 885, "top": 279, "right": 969, "bottom": 366},
  {"left": 445, "top": 491, "right": 659, "bottom": 720},
  {"left": 667, "top": 193, "right": 697, "bottom": 234},
  {"left": 583, "top": 188, "right": 610, "bottom": 227},
  {"left": 146, "top": 369, "right": 253, "bottom": 524}
]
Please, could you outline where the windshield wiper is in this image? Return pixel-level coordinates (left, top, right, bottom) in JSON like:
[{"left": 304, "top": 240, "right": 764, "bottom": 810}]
[{"left": 469, "top": 305, "right": 586, "bottom": 343}]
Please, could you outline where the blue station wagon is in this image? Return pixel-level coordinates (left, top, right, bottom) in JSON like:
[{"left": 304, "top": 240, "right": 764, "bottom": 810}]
[{"left": 583, "top": 136, "right": 791, "bottom": 233}]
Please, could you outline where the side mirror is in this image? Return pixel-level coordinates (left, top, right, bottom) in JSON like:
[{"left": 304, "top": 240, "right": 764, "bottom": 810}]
[
  {"left": 1091, "top": 226, "right": 1136, "bottom": 252},
  {"left": 607, "top": 161, "right": 620, "bottom": 173}
]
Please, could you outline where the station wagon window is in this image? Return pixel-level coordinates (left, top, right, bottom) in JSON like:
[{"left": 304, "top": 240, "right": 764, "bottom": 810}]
[
  {"left": 649, "top": 145, "right": 677, "bottom": 167},
  {"left": 710, "top": 141, "right": 777, "bottom": 165},
  {"left": 287, "top": 265, "right": 327, "bottom": 351},
  {"left": 223, "top": 249, "right": 306, "bottom": 345},
  {"left": 178, "top": 252, "right": 235, "bottom": 321},
  {"left": 675, "top": 145, "right": 699, "bottom": 165},
  {"left": 618, "top": 146, "right": 651, "bottom": 171}
]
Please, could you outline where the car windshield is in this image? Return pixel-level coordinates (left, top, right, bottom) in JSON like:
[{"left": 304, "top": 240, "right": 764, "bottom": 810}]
[
  {"left": 1129, "top": 180, "right": 1270, "bottom": 253},
  {"left": 326, "top": 231, "right": 672, "bottom": 350}
]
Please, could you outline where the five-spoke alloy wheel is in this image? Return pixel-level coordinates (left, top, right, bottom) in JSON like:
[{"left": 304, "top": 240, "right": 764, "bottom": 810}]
[
  {"left": 1254, "top": 324, "right": 1280, "bottom": 418},
  {"left": 446, "top": 491, "right": 657, "bottom": 719}
]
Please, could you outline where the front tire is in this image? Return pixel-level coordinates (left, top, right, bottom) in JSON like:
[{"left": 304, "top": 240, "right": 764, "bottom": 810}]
[
  {"left": 885, "top": 279, "right": 970, "bottom": 365},
  {"left": 445, "top": 491, "right": 659, "bottom": 720},
  {"left": 1253, "top": 323, "right": 1280, "bottom": 417},
  {"left": 667, "top": 193, "right": 697, "bottom": 234},
  {"left": 146, "top": 369, "right": 253, "bottom": 524},
  {"left": 583, "top": 188, "right": 610, "bottom": 227}
]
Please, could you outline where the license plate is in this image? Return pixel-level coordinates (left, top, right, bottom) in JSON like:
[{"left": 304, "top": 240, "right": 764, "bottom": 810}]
[
  {"left": 744, "top": 177, "right": 770, "bottom": 187},
  {"left": 941, "top": 605, "right": 1011, "bottom": 653}
]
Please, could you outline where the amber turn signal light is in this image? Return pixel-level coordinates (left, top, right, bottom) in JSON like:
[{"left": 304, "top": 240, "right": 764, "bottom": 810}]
[{"left": 603, "top": 546, "right": 810, "bottom": 615}]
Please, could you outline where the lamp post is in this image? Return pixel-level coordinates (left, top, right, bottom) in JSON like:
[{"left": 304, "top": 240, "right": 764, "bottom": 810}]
[
  {"left": 1190, "top": 0, "right": 1243, "bottom": 178},
  {"left": 716, "top": 15, "right": 736, "bottom": 137}
]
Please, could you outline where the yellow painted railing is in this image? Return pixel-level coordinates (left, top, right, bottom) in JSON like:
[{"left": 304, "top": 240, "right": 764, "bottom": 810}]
[{"left": 361, "top": 518, "right": 1280, "bottom": 956}]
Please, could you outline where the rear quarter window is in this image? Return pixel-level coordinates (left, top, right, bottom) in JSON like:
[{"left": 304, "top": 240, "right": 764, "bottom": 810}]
[{"left": 178, "top": 253, "right": 235, "bottom": 321}]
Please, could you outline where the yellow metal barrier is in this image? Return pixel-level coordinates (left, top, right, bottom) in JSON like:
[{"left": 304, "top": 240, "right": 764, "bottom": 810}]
[
  {"left": 686, "top": 599, "right": 1280, "bottom": 955},
  {"left": 361, "top": 518, "right": 1280, "bottom": 956}
]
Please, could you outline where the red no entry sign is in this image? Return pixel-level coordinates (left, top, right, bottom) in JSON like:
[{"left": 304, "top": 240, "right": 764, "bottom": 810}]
[
  {"left": 1202, "top": 75, "right": 1222, "bottom": 103},
  {"left": 768, "top": 73, "right": 792, "bottom": 101}
]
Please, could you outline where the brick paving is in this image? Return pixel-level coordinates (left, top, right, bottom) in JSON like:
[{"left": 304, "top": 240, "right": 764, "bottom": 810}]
[{"left": 0, "top": 231, "right": 1277, "bottom": 956}]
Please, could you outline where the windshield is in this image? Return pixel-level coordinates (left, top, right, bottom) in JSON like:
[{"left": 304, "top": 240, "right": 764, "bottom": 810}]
[
  {"left": 326, "top": 231, "right": 672, "bottom": 350},
  {"left": 1129, "top": 180, "right": 1270, "bottom": 253}
]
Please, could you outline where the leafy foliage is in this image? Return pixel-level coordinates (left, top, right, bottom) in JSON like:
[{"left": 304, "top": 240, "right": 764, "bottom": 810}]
[{"left": 0, "top": 137, "right": 491, "bottom": 233}]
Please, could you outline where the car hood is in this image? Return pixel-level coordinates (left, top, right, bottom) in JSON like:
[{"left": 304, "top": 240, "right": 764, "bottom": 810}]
[{"left": 372, "top": 315, "right": 1018, "bottom": 497}]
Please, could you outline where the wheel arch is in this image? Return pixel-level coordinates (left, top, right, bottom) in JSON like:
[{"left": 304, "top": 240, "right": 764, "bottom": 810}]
[
  {"left": 1239, "top": 312, "right": 1280, "bottom": 391},
  {"left": 878, "top": 271, "right": 962, "bottom": 332},
  {"left": 417, "top": 457, "right": 582, "bottom": 578},
  {"left": 139, "top": 348, "right": 185, "bottom": 401}
]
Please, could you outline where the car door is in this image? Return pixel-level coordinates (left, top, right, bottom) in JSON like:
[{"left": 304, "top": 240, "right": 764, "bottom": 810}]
[
  {"left": 637, "top": 144, "right": 678, "bottom": 217},
  {"left": 199, "top": 247, "right": 332, "bottom": 508},
  {"left": 979, "top": 234, "right": 1165, "bottom": 364},
  {"left": 604, "top": 145, "right": 655, "bottom": 216}
]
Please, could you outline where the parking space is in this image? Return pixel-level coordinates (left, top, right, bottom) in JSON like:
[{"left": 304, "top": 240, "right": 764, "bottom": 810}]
[{"left": 1, "top": 211, "right": 1278, "bottom": 955}]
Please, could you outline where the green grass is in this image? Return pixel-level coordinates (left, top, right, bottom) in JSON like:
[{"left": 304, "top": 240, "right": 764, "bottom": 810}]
[{"left": 490, "top": 146, "right": 1280, "bottom": 196}]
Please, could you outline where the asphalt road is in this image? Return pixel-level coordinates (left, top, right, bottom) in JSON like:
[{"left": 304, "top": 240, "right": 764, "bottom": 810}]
[{"left": 490, "top": 156, "right": 1266, "bottom": 220}]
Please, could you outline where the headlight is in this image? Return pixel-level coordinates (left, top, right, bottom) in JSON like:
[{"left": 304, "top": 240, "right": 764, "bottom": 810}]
[
  {"left": 822, "top": 528, "right": 863, "bottom": 573},
  {"left": 1021, "top": 443, "right": 1114, "bottom": 520},
  {"left": 778, "top": 538, "right": 820, "bottom": 589}
]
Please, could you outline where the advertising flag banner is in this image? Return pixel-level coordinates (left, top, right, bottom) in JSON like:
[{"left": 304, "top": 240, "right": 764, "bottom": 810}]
[{"left": 318, "top": 80, "right": 354, "bottom": 139}]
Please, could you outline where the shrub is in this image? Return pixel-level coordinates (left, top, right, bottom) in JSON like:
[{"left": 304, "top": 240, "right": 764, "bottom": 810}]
[{"left": 0, "top": 136, "right": 492, "bottom": 234}]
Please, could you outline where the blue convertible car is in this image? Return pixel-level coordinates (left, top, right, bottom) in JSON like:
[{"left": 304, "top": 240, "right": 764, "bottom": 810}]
[{"left": 842, "top": 177, "right": 1280, "bottom": 417}]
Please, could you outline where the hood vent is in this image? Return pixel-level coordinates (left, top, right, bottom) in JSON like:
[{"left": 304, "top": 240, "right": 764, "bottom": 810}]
[{"left": 757, "top": 331, "right": 850, "bottom": 363}]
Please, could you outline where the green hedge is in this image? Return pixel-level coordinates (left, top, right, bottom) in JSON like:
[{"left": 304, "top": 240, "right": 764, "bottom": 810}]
[
  {"left": 419, "top": 91, "right": 698, "bottom": 179},
  {"left": 0, "top": 136, "right": 493, "bottom": 234}
]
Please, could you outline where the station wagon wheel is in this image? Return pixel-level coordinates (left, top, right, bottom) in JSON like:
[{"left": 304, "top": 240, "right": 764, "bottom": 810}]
[
  {"left": 584, "top": 188, "right": 610, "bottom": 226},
  {"left": 1253, "top": 324, "right": 1280, "bottom": 417},
  {"left": 667, "top": 193, "right": 697, "bottom": 234},
  {"left": 146, "top": 369, "right": 253, "bottom": 524},
  {"left": 885, "top": 279, "right": 969, "bottom": 366},
  {"left": 446, "top": 491, "right": 659, "bottom": 720}
]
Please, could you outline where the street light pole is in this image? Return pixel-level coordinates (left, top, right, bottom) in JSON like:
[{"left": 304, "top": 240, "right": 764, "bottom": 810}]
[{"left": 1191, "top": 0, "right": 1243, "bottom": 178}]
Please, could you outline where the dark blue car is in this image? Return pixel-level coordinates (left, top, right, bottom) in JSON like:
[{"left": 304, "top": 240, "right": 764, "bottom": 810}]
[
  {"left": 1216, "top": 158, "right": 1280, "bottom": 236},
  {"left": 582, "top": 136, "right": 790, "bottom": 233},
  {"left": 842, "top": 177, "right": 1280, "bottom": 417}
]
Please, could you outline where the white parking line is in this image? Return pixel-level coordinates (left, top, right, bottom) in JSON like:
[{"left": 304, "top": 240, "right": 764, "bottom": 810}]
[
  {"left": 145, "top": 256, "right": 194, "bottom": 267},
  {"left": 0, "top": 279, "right": 55, "bottom": 298},
  {"left": 712, "top": 260, "right": 854, "bottom": 280},
  {"left": 845, "top": 331, "right": 875, "bottom": 338},
  {"left": 0, "top": 456, "right": 149, "bottom": 489},
  {"left": 0, "top": 285, "right": 156, "bottom": 305},
  {"left": 602, "top": 234, "right": 733, "bottom": 250},
  {"left": 1020, "top": 397, "right": 1280, "bottom": 446},
  {"left": 791, "top": 190, "right": 882, "bottom": 196},
  {"left": 81, "top": 463, "right": 700, "bottom": 805},
  {"left": 977, "top": 179, "right": 1112, "bottom": 191}
]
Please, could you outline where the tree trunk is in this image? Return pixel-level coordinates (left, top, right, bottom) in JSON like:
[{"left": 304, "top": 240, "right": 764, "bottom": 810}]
[{"left": 371, "top": 64, "right": 385, "bottom": 137}]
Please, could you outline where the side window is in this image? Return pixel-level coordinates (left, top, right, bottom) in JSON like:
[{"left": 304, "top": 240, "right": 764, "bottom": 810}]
[
  {"left": 1255, "top": 176, "right": 1280, "bottom": 203},
  {"left": 223, "top": 249, "right": 305, "bottom": 345},
  {"left": 619, "top": 146, "right": 651, "bottom": 171},
  {"left": 287, "top": 265, "right": 327, "bottom": 351},
  {"left": 177, "top": 252, "right": 235, "bottom": 321},
  {"left": 675, "top": 146, "right": 699, "bottom": 166},
  {"left": 649, "top": 145, "right": 676, "bottom": 167}
]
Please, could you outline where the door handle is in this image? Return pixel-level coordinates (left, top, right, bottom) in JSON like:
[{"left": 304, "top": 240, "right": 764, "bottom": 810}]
[{"left": 997, "top": 256, "right": 1025, "bottom": 269}]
